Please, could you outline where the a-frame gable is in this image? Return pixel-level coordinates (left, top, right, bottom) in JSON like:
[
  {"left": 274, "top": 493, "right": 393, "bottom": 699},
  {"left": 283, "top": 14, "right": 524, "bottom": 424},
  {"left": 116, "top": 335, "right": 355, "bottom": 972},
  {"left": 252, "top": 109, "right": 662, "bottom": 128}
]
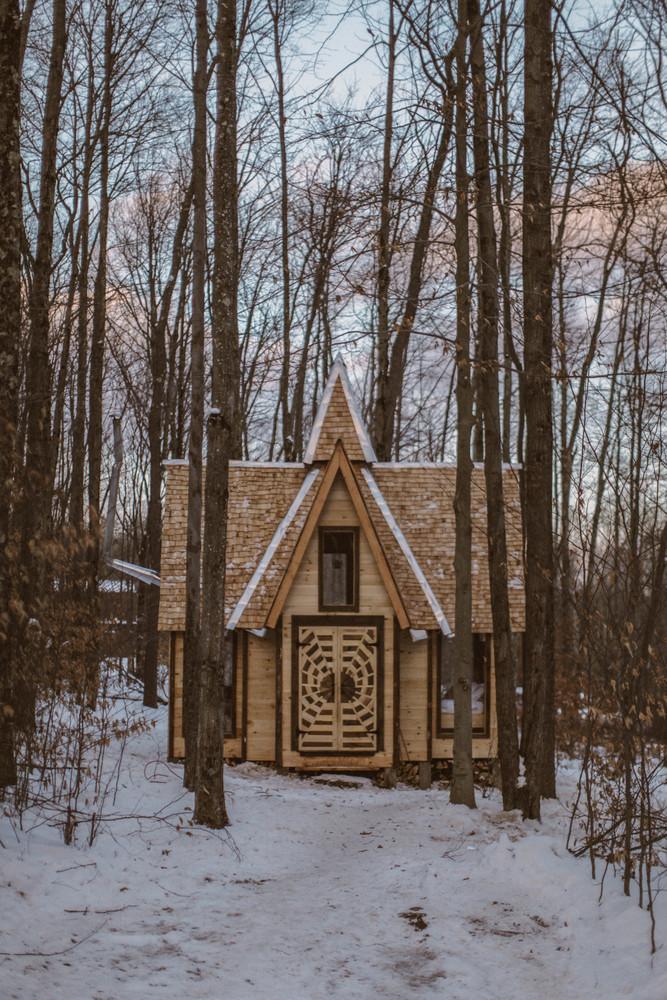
[
  {"left": 266, "top": 442, "right": 408, "bottom": 629},
  {"left": 304, "top": 356, "right": 376, "bottom": 464}
]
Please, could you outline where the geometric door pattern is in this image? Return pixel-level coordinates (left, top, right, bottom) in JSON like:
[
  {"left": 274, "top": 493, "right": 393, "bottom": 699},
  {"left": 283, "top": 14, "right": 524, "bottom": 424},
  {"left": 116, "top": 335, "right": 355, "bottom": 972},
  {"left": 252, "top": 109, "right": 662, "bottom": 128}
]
[{"left": 297, "top": 623, "right": 377, "bottom": 752}]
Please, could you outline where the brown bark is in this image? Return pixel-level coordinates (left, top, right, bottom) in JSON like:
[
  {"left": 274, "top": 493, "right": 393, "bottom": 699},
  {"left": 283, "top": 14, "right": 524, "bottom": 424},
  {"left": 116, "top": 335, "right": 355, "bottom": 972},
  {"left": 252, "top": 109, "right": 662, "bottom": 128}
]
[
  {"left": 88, "top": 0, "right": 111, "bottom": 531},
  {"left": 194, "top": 0, "right": 240, "bottom": 828},
  {"left": 70, "top": 60, "right": 95, "bottom": 528},
  {"left": 143, "top": 179, "right": 194, "bottom": 710},
  {"left": 22, "top": 0, "right": 66, "bottom": 561},
  {"left": 373, "top": 0, "right": 396, "bottom": 461},
  {"left": 270, "top": 0, "right": 293, "bottom": 461},
  {"left": 0, "top": 0, "right": 21, "bottom": 788},
  {"left": 450, "top": 2, "right": 475, "bottom": 809},
  {"left": 184, "top": 0, "right": 208, "bottom": 791},
  {"left": 468, "top": 0, "right": 519, "bottom": 810},
  {"left": 522, "top": 0, "right": 555, "bottom": 818}
]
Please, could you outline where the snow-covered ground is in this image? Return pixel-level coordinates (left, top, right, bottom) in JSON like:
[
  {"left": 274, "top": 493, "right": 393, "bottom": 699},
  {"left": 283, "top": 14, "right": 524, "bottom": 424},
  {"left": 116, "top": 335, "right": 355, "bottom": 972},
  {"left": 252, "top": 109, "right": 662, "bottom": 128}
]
[{"left": 2, "top": 707, "right": 666, "bottom": 1000}]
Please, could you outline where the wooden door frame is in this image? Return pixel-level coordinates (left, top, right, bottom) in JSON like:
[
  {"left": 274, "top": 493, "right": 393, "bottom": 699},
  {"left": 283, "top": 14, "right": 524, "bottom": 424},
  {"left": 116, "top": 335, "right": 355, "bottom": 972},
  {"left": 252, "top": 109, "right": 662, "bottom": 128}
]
[{"left": 290, "top": 615, "right": 385, "bottom": 756}]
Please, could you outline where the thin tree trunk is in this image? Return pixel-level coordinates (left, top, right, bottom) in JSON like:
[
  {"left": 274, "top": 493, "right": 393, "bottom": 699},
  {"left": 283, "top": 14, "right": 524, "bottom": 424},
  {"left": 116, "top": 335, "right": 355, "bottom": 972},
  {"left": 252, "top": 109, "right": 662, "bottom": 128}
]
[
  {"left": 22, "top": 0, "right": 66, "bottom": 563},
  {"left": 70, "top": 61, "right": 95, "bottom": 527},
  {"left": 83, "top": 0, "right": 112, "bottom": 707},
  {"left": 522, "top": 0, "right": 555, "bottom": 818},
  {"left": 468, "top": 0, "right": 518, "bottom": 810},
  {"left": 88, "top": 0, "right": 112, "bottom": 530},
  {"left": 144, "top": 179, "right": 194, "bottom": 710},
  {"left": 0, "top": 0, "right": 21, "bottom": 788},
  {"left": 195, "top": 0, "right": 240, "bottom": 828},
  {"left": 184, "top": 0, "right": 208, "bottom": 791},
  {"left": 271, "top": 0, "right": 293, "bottom": 461},
  {"left": 373, "top": 0, "right": 396, "bottom": 461},
  {"left": 450, "top": 3, "right": 475, "bottom": 809}
]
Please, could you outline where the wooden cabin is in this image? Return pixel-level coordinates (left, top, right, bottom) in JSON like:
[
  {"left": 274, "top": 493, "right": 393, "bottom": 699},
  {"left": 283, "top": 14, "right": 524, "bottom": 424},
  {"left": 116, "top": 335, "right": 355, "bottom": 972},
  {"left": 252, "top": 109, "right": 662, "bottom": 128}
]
[{"left": 158, "top": 357, "right": 525, "bottom": 783}]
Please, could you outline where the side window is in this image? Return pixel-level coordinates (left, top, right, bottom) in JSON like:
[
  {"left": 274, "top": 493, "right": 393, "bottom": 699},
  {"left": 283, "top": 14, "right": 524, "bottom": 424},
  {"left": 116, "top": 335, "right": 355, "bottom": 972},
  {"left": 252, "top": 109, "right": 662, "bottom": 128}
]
[
  {"left": 438, "top": 633, "right": 490, "bottom": 736},
  {"left": 319, "top": 528, "right": 358, "bottom": 611},
  {"left": 223, "top": 633, "right": 237, "bottom": 737}
]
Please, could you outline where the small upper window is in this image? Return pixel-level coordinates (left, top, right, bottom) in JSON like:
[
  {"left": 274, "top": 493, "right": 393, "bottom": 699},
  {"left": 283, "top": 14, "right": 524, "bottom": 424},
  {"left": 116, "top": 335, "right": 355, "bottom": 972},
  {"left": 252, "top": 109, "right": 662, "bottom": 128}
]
[{"left": 319, "top": 528, "right": 358, "bottom": 610}]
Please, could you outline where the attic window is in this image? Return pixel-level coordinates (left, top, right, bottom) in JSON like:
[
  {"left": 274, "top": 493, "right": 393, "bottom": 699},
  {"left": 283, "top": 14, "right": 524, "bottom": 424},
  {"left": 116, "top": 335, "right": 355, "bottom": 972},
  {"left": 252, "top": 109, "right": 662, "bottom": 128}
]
[{"left": 319, "top": 528, "right": 358, "bottom": 611}]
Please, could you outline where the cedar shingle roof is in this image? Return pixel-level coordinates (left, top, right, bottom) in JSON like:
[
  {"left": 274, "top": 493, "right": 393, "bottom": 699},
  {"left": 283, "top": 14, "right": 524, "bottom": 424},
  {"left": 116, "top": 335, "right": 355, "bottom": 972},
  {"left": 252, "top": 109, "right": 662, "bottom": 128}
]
[{"left": 158, "top": 364, "right": 525, "bottom": 634}]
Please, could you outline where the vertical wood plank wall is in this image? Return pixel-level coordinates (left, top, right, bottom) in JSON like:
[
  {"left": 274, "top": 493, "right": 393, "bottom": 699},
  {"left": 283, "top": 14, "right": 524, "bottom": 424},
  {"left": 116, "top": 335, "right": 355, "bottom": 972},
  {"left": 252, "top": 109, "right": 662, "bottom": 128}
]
[
  {"left": 245, "top": 631, "right": 276, "bottom": 761},
  {"left": 431, "top": 642, "right": 498, "bottom": 759},
  {"left": 280, "top": 473, "right": 394, "bottom": 769},
  {"left": 169, "top": 631, "right": 243, "bottom": 760},
  {"left": 397, "top": 630, "right": 429, "bottom": 761}
]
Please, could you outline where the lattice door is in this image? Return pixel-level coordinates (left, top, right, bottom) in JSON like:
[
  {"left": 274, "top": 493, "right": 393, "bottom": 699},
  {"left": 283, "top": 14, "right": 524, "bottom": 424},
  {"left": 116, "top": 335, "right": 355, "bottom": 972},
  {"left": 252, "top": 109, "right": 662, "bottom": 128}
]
[{"left": 297, "top": 623, "right": 377, "bottom": 753}]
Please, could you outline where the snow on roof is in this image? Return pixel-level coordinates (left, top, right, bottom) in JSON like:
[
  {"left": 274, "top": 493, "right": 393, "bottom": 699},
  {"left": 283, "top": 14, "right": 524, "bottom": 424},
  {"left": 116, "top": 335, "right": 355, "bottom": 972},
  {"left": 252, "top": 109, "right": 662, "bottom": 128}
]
[
  {"left": 361, "top": 467, "right": 452, "bottom": 636},
  {"left": 304, "top": 355, "right": 376, "bottom": 464},
  {"left": 227, "top": 467, "right": 320, "bottom": 630},
  {"left": 108, "top": 558, "right": 160, "bottom": 588}
]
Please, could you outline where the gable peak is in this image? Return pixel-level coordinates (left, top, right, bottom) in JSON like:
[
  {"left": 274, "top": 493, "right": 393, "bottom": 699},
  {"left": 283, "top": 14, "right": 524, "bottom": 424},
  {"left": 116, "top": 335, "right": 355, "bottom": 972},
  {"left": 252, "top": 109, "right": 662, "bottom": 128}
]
[{"left": 304, "top": 356, "right": 377, "bottom": 464}]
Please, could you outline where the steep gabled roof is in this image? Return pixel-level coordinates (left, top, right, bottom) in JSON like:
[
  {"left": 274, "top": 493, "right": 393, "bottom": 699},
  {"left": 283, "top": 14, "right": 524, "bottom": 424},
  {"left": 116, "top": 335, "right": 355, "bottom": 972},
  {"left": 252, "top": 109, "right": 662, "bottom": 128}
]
[
  {"left": 304, "top": 355, "right": 376, "bottom": 464},
  {"left": 158, "top": 358, "right": 525, "bottom": 635}
]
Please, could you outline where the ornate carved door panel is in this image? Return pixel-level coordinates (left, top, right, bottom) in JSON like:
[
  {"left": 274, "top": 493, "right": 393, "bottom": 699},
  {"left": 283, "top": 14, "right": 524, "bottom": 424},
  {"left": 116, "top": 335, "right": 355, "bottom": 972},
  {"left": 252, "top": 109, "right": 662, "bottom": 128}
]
[{"left": 296, "top": 619, "right": 380, "bottom": 753}]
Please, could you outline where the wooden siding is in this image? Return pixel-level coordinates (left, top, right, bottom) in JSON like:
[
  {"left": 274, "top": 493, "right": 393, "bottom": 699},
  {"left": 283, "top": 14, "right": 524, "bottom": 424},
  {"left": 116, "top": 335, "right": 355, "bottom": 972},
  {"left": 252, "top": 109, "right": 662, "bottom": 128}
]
[
  {"left": 279, "top": 475, "right": 394, "bottom": 769},
  {"left": 245, "top": 631, "right": 276, "bottom": 761},
  {"left": 431, "top": 640, "right": 498, "bottom": 760},
  {"left": 397, "top": 631, "right": 429, "bottom": 762},
  {"left": 168, "top": 631, "right": 243, "bottom": 761}
]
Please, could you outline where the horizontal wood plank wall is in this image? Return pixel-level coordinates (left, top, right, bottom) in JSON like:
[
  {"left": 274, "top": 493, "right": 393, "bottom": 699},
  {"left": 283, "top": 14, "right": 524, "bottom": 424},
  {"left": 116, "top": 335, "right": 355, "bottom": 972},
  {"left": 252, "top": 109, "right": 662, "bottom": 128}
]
[
  {"left": 397, "top": 630, "right": 428, "bottom": 762},
  {"left": 431, "top": 639, "right": 498, "bottom": 760},
  {"left": 246, "top": 631, "right": 276, "bottom": 761},
  {"left": 281, "top": 474, "right": 394, "bottom": 769}
]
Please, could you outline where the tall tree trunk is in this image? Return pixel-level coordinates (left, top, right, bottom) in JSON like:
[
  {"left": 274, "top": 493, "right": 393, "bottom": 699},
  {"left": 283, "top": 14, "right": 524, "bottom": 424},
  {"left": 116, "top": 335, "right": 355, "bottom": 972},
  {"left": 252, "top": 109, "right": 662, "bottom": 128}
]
[
  {"left": 22, "top": 0, "right": 66, "bottom": 561},
  {"left": 0, "top": 0, "right": 21, "bottom": 788},
  {"left": 373, "top": 0, "right": 396, "bottom": 461},
  {"left": 184, "top": 0, "right": 208, "bottom": 791},
  {"left": 450, "top": 2, "right": 475, "bottom": 809},
  {"left": 88, "top": 0, "right": 112, "bottom": 532},
  {"left": 18, "top": 0, "right": 66, "bottom": 727},
  {"left": 522, "top": 0, "right": 555, "bottom": 818},
  {"left": 83, "top": 0, "right": 112, "bottom": 707},
  {"left": 144, "top": 179, "right": 194, "bottom": 710},
  {"left": 468, "top": 0, "right": 519, "bottom": 810},
  {"left": 195, "top": 0, "right": 240, "bottom": 828},
  {"left": 271, "top": 0, "right": 293, "bottom": 461},
  {"left": 70, "top": 62, "right": 95, "bottom": 528}
]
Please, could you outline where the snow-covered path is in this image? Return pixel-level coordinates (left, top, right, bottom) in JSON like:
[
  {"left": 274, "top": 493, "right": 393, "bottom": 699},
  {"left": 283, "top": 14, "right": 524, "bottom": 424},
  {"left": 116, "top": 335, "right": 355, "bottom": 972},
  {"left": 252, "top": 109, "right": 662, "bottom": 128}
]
[{"left": 2, "top": 715, "right": 665, "bottom": 1000}]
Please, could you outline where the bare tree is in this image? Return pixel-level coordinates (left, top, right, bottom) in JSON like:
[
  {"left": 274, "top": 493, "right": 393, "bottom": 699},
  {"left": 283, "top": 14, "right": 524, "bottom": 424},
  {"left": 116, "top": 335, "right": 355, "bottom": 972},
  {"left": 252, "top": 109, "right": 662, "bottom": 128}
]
[
  {"left": 522, "top": 0, "right": 555, "bottom": 818},
  {"left": 195, "top": 0, "right": 240, "bottom": 828},
  {"left": 450, "top": 0, "right": 474, "bottom": 809},
  {"left": 0, "top": 0, "right": 21, "bottom": 788},
  {"left": 183, "top": 0, "right": 209, "bottom": 790}
]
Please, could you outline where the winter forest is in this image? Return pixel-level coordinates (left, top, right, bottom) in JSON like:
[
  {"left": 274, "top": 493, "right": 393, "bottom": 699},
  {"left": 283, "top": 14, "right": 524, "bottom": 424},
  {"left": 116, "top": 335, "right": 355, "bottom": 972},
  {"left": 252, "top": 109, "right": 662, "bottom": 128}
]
[{"left": 2, "top": 0, "right": 667, "bottom": 994}]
